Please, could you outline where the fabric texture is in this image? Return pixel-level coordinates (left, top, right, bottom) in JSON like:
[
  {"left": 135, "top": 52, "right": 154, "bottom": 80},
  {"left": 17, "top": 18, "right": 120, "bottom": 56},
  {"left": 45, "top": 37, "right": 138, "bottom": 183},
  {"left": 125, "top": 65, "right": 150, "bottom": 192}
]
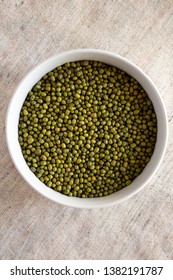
[{"left": 0, "top": 0, "right": 173, "bottom": 259}]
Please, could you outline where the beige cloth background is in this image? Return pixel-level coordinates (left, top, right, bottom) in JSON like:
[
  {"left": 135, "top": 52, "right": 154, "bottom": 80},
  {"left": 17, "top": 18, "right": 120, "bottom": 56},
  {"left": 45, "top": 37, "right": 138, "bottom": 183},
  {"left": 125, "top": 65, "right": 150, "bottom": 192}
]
[{"left": 1, "top": 0, "right": 173, "bottom": 260}]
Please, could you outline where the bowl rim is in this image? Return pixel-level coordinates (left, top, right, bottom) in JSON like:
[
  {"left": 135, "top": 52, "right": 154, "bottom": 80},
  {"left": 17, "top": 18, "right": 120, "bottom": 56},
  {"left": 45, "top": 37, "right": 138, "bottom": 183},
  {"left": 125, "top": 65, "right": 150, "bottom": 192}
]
[{"left": 6, "top": 48, "right": 168, "bottom": 208}]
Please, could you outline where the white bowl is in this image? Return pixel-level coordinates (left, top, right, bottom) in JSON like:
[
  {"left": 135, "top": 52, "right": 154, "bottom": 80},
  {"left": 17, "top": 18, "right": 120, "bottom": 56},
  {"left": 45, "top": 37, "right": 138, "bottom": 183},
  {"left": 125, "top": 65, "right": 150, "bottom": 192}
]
[{"left": 6, "top": 49, "right": 168, "bottom": 208}]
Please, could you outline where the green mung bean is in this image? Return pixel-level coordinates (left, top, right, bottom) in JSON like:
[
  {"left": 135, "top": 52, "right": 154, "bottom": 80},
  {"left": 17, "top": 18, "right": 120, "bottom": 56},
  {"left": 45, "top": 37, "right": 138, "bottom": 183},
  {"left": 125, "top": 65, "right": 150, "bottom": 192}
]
[{"left": 18, "top": 60, "right": 157, "bottom": 198}]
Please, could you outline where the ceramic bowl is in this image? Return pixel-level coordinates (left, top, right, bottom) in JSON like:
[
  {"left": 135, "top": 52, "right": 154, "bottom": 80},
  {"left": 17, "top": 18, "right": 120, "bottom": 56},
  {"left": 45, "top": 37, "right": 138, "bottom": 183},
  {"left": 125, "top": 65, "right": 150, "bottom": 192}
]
[{"left": 6, "top": 49, "right": 168, "bottom": 208}]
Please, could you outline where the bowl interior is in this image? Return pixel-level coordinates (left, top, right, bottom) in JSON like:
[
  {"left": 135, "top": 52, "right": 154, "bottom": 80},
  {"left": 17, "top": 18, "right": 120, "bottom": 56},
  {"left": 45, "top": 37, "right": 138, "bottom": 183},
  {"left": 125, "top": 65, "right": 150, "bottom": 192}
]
[{"left": 6, "top": 49, "right": 168, "bottom": 208}]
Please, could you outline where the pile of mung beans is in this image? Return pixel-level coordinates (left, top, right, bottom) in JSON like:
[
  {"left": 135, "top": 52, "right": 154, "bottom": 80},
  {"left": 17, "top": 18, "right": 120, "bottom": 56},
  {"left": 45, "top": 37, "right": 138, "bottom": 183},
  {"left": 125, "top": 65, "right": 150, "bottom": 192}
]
[{"left": 18, "top": 60, "right": 157, "bottom": 198}]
